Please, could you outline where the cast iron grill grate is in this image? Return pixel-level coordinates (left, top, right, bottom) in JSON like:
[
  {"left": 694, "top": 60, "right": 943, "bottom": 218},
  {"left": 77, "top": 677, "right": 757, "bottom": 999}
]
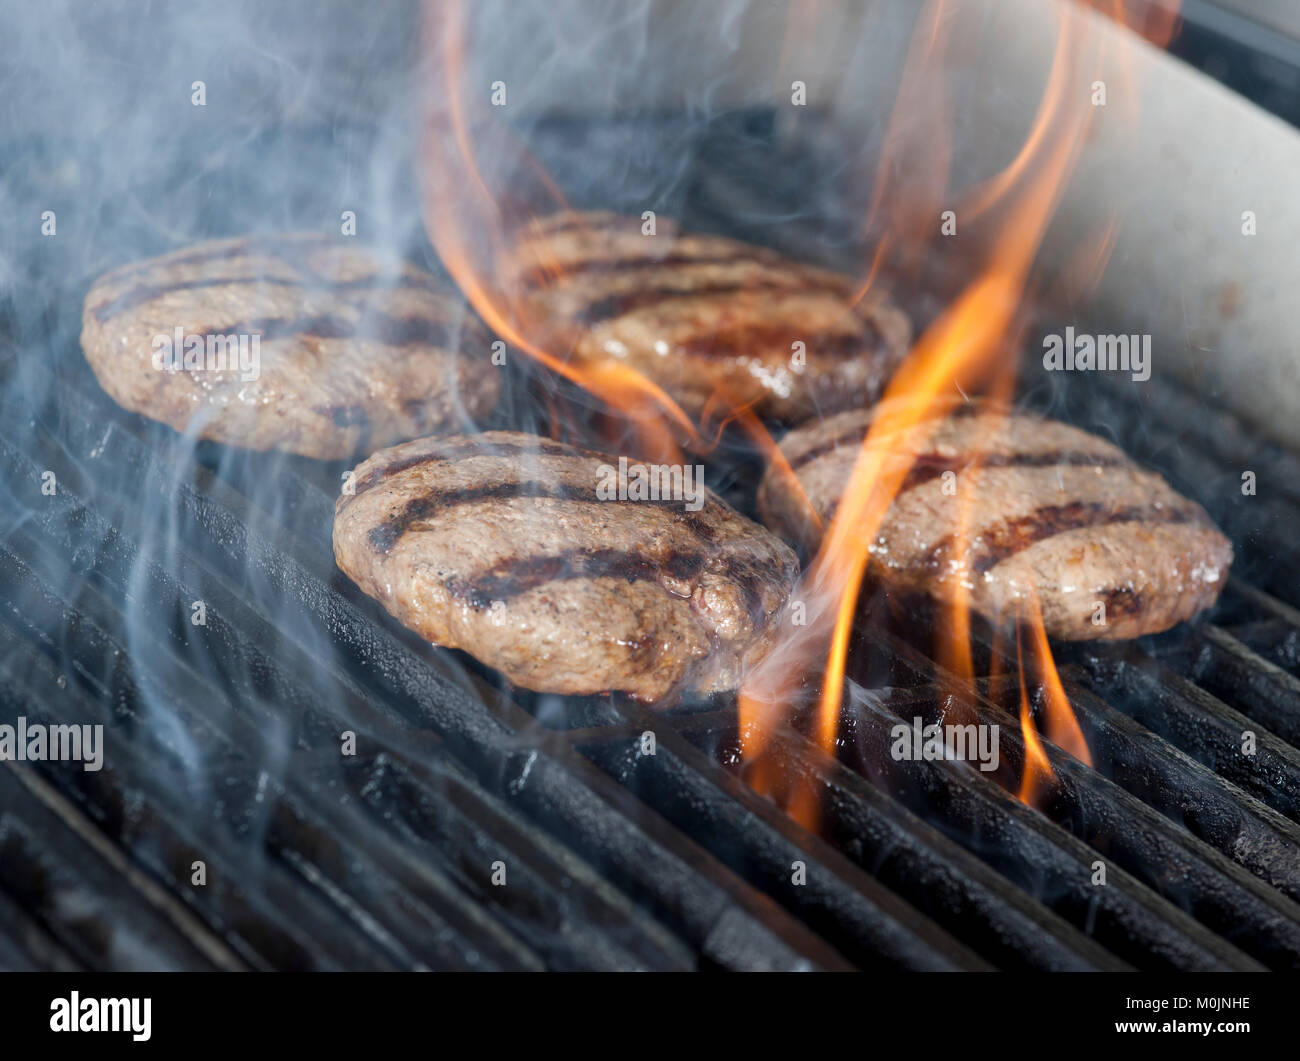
[{"left": 1, "top": 119, "right": 1298, "bottom": 971}]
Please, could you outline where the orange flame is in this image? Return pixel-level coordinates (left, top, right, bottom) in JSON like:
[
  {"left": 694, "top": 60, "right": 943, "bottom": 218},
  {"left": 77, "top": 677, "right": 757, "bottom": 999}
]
[
  {"left": 739, "top": 0, "right": 1142, "bottom": 813},
  {"left": 419, "top": 0, "right": 698, "bottom": 461},
  {"left": 417, "top": 0, "right": 1180, "bottom": 819},
  {"left": 1022, "top": 590, "right": 1091, "bottom": 763},
  {"left": 1016, "top": 622, "right": 1056, "bottom": 806},
  {"left": 1015, "top": 587, "right": 1093, "bottom": 806}
]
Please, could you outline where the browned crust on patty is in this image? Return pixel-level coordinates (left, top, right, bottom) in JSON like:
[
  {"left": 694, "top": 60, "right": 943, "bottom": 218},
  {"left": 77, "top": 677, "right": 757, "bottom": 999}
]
[
  {"left": 81, "top": 233, "right": 500, "bottom": 458},
  {"left": 757, "top": 401, "right": 1233, "bottom": 640},
  {"left": 505, "top": 210, "right": 912, "bottom": 424},
  {"left": 334, "top": 430, "right": 800, "bottom": 701}
]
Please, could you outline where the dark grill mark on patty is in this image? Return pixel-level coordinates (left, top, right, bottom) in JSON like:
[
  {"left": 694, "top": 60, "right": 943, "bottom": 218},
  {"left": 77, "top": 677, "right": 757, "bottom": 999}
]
[
  {"left": 517, "top": 252, "right": 780, "bottom": 290},
  {"left": 90, "top": 272, "right": 438, "bottom": 323},
  {"left": 786, "top": 423, "right": 900, "bottom": 471},
  {"left": 783, "top": 406, "right": 1002, "bottom": 473},
  {"left": 366, "top": 479, "right": 712, "bottom": 553},
  {"left": 348, "top": 438, "right": 578, "bottom": 498},
  {"left": 447, "top": 546, "right": 711, "bottom": 608},
  {"left": 446, "top": 545, "right": 780, "bottom": 626},
  {"left": 786, "top": 417, "right": 1122, "bottom": 474},
  {"left": 570, "top": 279, "right": 848, "bottom": 326},
  {"left": 920, "top": 502, "right": 1203, "bottom": 576},
  {"left": 895, "top": 450, "right": 1129, "bottom": 494},
  {"left": 671, "top": 322, "right": 874, "bottom": 361},
  {"left": 673, "top": 510, "right": 718, "bottom": 543}
]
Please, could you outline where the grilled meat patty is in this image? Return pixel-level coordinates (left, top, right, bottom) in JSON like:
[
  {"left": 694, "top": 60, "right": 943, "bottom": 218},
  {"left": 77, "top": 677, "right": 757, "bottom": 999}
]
[
  {"left": 82, "top": 233, "right": 499, "bottom": 458},
  {"left": 506, "top": 210, "right": 912, "bottom": 424},
  {"left": 333, "top": 430, "right": 800, "bottom": 701},
  {"left": 758, "top": 402, "right": 1232, "bottom": 640}
]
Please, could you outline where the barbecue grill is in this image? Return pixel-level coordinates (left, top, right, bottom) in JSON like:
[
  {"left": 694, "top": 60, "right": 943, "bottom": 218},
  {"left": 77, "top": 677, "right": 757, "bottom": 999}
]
[
  {"left": 2, "top": 0, "right": 1300, "bottom": 993},
  {"left": 2, "top": 93, "right": 1299, "bottom": 974}
]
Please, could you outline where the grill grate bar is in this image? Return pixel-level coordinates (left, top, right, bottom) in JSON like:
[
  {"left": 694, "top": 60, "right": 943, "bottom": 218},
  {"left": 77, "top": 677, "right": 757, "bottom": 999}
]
[
  {"left": 601, "top": 702, "right": 1130, "bottom": 970},
  {"left": 15, "top": 353, "right": 1294, "bottom": 967},
  {"left": 0, "top": 881, "right": 81, "bottom": 972},
  {"left": 1223, "top": 580, "right": 1300, "bottom": 628},
  {"left": 861, "top": 633, "right": 1300, "bottom": 968},
  {"left": 1075, "top": 372, "right": 1300, "bottom": 513},
  {"left": 1, "top": 386, "right": 940, "bottom": 970},
  {"left": 1157, "top": 623, "right": 1300, "bottom": 747},
  {"left": 329, "top": 749, "right": 700, "bottom": 970},
  {"left": 3, "top": 134, "right": 1300, "bottom": 968},
  {"left": 0, "top": 518, "right": 683, "bottom": 970},
  {"left": 0, "top": 562, "right": 478, "bottom": 970},
  {"left": 577, "top": 733, "right": 995, "bottom": 970},
  {"left": 1065, "top": 646, "right": 1300, "bottom": 829},
  {"left": 833, "top": 678, "right": 1261, "bottom": 969},
  {"left": 0, "top": 755, "right": 234, "bottom": 971}
]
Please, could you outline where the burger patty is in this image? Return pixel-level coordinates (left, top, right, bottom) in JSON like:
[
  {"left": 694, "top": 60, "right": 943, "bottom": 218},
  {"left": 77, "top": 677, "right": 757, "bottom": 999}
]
[
  {"left": 81, "top": 233, "right": 499, "bottom": 458},
  {"left": 757, "top": 402, "right": 1232, "bottom": 640},
  {"left": 506, "top": 210, "right": 912, "bottom": 424},
  {"left": 333, "top": 430, "right": 800, "bottom": 701}
]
